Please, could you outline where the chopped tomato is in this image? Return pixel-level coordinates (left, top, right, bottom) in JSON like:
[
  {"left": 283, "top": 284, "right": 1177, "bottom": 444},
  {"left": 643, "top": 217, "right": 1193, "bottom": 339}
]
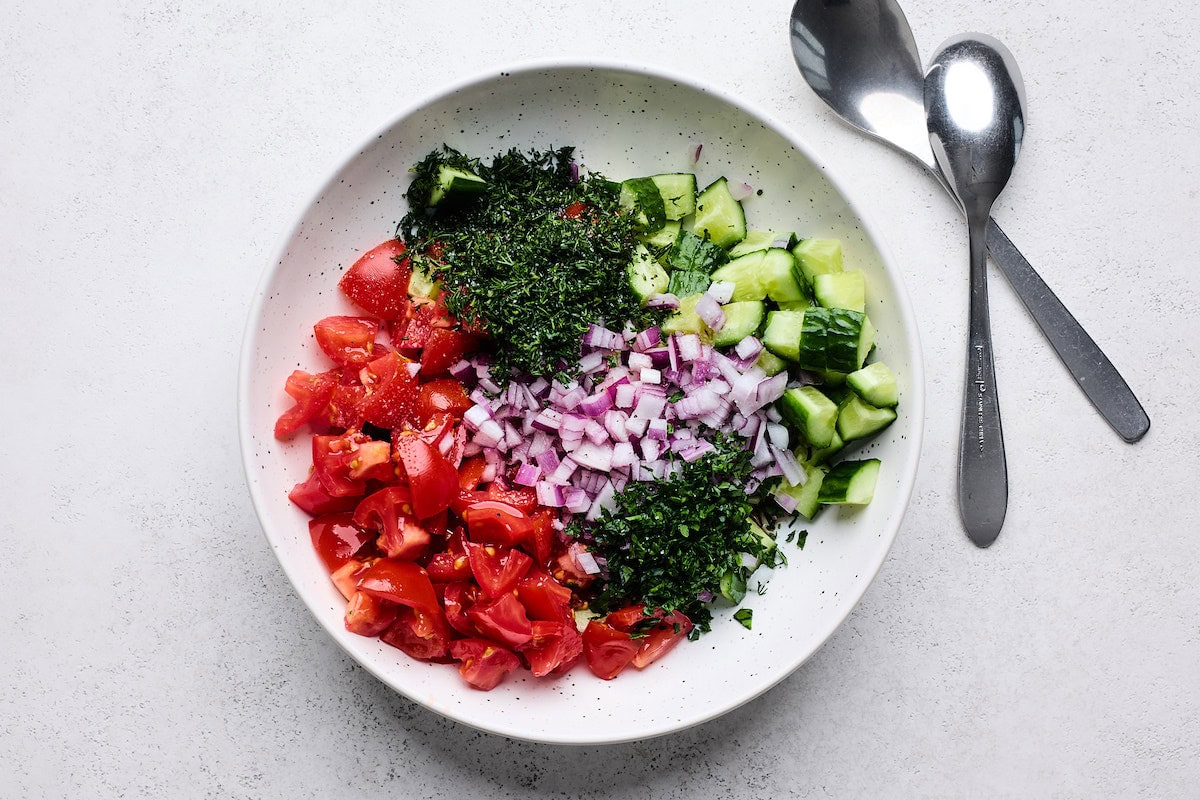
[
  {"left": 449, "top": 638, "right": 521, "bottom": 691},
  {"left": 325, "top": 383, "right": 366, "bottom": 430},
  {"left": 516, "top": 569, "right": 574, "bottom": 623},
  {"left": 604, "top": 604, "right": 660, "bottom": 633},
  {"left": 312, "top": 432, "right": 392, "bottom": 497},
  {"left": 338, "top": 239, "right": 412, "bottom": 320},
  {"left": 393, "top": 433, "right": 458, "bottom": 519},
  {"left": 465, "top": 541, "right": 532, "bottom": 599},
  {"left": 344, "top": 591, "right": 397, "bottom": 636},
  {"left": 441, "top": 580, "right": 481, "bottom": 636},
  {"left": 309, "top": 512, "right": 373, "bottom": 572},
  {"left": 417, "top": 379, "right": 473, "bottom": 423},
  {"left": 581, "top": 620, "right": 640, "bottom": 680},
  {"left": 413, "top": 412, "right": 455, "bottom": 449},
  {"left": 463, "top": 500, "right": 533, "bottom": 547},
  {"left": 330, "top": 558, "right": 371, "bottom": 600},
  {"left": 426, "top": 550, "right": 472, "bottom": 582},
  {"left": 381, "top": 606, "right": 451, "bottom": 661},
  {"left": 352, "top": 486, "right": 430, "bottom": 561},
  {"left": 393, "top": 301, "right": 453, "bottom": 352},
  {"left": 274, "top": 369, "right": 337, "bottom": 439},
  {"left": 355, "top": 559, "right": 439, "bottom": 615},
  {"left": 467, "top": 593, "right": 534, "bottom": 650},
  {"left": 523, "top": 620, "right": 584, "bottom": 677},
  {"left": 631, "top": 610, "right": 693, "bottom": 669},
  {"left": 314, "top": 316, "right": 380, "bottom": 366},
  {"left": 562, "top": 200, "right": 587, "bottom": 220},
  {"left": 288, "top": 472, "right": 359, "bottom": 516},
  {"left": 421, "top": 328, "right": 478, "bottom": 377},
  {"left": 457, "top": 456, "right": 488, "bottom": 491},
  {"left": 483, "top": 483, "right": 538, "bottom": 513},
  {"left": 527, "top": 509, "right": 557, "bottom": 565},
  {"left": 357, "top": 352, "right": 420, "bottom": 430}
]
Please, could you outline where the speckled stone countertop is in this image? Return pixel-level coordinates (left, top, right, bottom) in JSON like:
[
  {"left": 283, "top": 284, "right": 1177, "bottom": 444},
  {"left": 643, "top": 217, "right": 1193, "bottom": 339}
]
[{"left": 2, "top": 2, "right": 1198, "bottom": 797}]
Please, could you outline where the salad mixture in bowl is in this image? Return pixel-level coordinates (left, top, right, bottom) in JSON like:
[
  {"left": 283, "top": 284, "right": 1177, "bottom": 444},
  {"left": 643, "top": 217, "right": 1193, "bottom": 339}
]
[{"left": 239, "top": 63, "right": 923, "bottom": 744}]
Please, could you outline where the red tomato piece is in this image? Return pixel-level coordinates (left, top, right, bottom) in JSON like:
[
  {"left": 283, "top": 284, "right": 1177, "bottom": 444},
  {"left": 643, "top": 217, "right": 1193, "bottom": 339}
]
[
  {"left": 523, "top": 619, "right": 584, "bottom": 677},
  {"left": 457, "top": 456, "right": 488, "bottom": 491},
  {"left": 516, "top": 569, "right": 574, "bottom": 623},
  {"left": 393, "top": 301, "right": 453, "bottom": 352},
  {"left": 352, "top": 486, "right": 430, "bottom": 561},
  {"left": 357, "top": 353, "right": 420, "bottom": 431},
  {"left": 483, "top": 483, "right": 538, "bottom": 514},
  {"left": 312, "top": 432, "right": 392, "bottom": 497},
  {"left": 631, "top": 610, "right": 694, "bottom": 669},
  {"left": 355, "top": 559, "right": 439, "bottom": 615},
  {"left": 344, "top": 590, "right": 397, "bottom": 636},
  {"left": 463, "top": 500, "right": 534, "bottom": 547},
  {"left": 288, "top": 472, "right": 359, "bottom": 516},
  {"left": 562, "top": 201, "right": 587, "bottom": 220},
  {"left": 420, "top": 328, "right": 478, "bottom": 378},
  {"left": 441, "top": 580, "right": 481, "bottom": 636},
  {"left": 527, "top": 509, "right": 557, "bottom": 565},
  {"left": 467, "top": 593, "right": 534, "bottom": 650},
  {"left": 338, "top": 239, "right": 412, "bottom": 320},
  {"left": 427, "top": 551, "right": 472, "bottom": 582},
  {"left": 325, "top": 383, "right": 366, "bottom": 430},
  {"left": 604, "top": 604, "right": 660, "bottom": 633},
  {"left": 381, "top": 606, "right": 451, "bottom": 661},
  {"left": 330, "top": 558, "right": 371, "bottom": 600},
  {"left": 417, "top": 379, "right": 472, "bottom": 423},
  {"left": 274, "top": 369, "right": 338, "bottom": 439},
  {"left": 314, "top": 316, "right": 381, "bottom": 366},
  {"left": 449, "top": 638, "right": 521, "bottom": 691},
  {"left": 393, "top": 433, "right": 458, "bottom": 520},
  {"left": 465, "top": 541, "right": 533, "bottom": 599},
  {"left": 582, "top": 620, "right": 641, "bottom": 680},
  {"left": 309, "top": 512, "right": 373, "bottom": 572}
]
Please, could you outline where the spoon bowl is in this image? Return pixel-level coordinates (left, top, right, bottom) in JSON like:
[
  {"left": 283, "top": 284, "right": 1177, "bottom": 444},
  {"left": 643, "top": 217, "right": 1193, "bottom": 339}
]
[{"left": 925, "top": 34, "right": 1026, "bottom": 546}]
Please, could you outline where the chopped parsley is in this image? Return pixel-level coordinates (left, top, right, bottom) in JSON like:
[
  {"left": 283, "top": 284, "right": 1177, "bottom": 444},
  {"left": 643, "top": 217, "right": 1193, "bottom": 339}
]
[
  {"left": 399, "top": 146, "right": 659, "bottom": 380},
  {"left": 733, "top": 608, "right": 754, "bottom": 630},
  {"left": 567, "top": 435, "right": 782, "bottom": 633}
]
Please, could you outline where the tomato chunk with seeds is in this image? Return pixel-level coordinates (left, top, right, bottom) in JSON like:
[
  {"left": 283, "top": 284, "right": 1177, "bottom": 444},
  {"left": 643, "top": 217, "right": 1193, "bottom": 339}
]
[
  {"left": 466, "top": 592, "right": 534, "bottom": 650},
  {"left": 449, "top": 638, "right": 521, "bottom": 691},
  {"left": 523, "top": 620, "right": 584, "bottom": 677},
  {"left": 344, "top": 591, "right": 397, "bottom": 636},
  {"left": 289, "top": 472, "right": 359, "bottom": 516},
  {"left": 309, "top": 512, "right": 373, "bottom": 572},
  {"left": 355, "top": 559, "right": 439, "bottom": 615},
  {"left": 274, "top": 369, "right": 337, "bottom": 439},
  {"left": 416, "top": 379, "right": 473, "bottom": 423},
  {"left": 352, "top": 486, "right": 430, "bottom": 561},
  {"left": 357, "top": 353, "right": 420, "bottom": 430},
  {"left": 381, "top": 606, "right": 451, "bottom": 661},
  {"left": 631, "top": 610, "right": 693, "bottom": 669},
  {"left": 393, "top": 433, "right": 458, "bottom": 520},
  {"left": 465, "top": 541, "right": 532, "bottom": 599},
  {"left": 582, "top": 620, "right": 640, "bottom": 680},
  {"left": 463, "top": 500, "right": 533, "bottom": 547},
  {"left": 314, "top": 315, "right": 381, "bottom": 366}
]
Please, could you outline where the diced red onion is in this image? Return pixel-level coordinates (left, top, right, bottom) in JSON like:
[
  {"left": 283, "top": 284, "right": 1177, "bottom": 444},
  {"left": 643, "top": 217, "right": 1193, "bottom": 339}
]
[
  {"left": 632, "top": 327, "right": 661, "bottom": 352},
  {"left": 514, "top": 462, "right": 541, "bottom": 486},
  {"left": 772, "top": 446, "right": 805, "bottom": 486},
  {"left": 645, "top": 293, "right": 680, "bottom": 310},
  {"left": 448, "top": 359, "right": 474, "bottom": 381},
  {"left": 536, "top": 481, "right": 565, "bottom": 507},
  {"left": 734, "top": 336, "right": 763, "bottom": 362},
  {"left": 578, "top": 390, "right": 614, "bottom": 417},
  {"left": 694, "top": 295, "right": 725, "bottom": 332},
  {"left": 707, "top": 281, "right": 736, "bottom": 305},
  {"left": 730, "top": 181, "right": 755, "bottom": 201}
]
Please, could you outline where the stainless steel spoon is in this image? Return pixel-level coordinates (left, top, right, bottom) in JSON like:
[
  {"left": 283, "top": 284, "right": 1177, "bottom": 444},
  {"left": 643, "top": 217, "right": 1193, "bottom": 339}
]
[
  {"left": 925, "top": 34, "right": 1025, "bottom": 546},
  {"left": 788, "top": 0, "right": 1150, "bottom": 443}
]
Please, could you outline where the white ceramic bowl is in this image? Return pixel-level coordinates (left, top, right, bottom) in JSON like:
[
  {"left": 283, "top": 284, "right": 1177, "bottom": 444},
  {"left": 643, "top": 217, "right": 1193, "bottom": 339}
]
[{"left": 239, "top": 61, "right": 924, "bottom": 745}]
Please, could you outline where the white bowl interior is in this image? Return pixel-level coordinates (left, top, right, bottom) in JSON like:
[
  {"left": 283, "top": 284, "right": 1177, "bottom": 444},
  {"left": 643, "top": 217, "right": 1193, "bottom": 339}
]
[{"left": 239, "top": 63, "right": 924, "bottom": 745}]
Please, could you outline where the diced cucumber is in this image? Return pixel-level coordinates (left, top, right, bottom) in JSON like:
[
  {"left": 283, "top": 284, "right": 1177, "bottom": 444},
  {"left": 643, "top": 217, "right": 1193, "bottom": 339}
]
[
  {"left": 773, "top": 462, "right": 827, "bottom": 520},
  {"left": 728, "top": 230, "right": 782, "bottom": 258},
  {"left": 813, "top": 270, "right": 866, "bottom": 312},
  {"left": 650, "top": 173, "right": 697, "bottom": 221},
  {"left": 761, "top": 309, "right": 805, "bottom": 362},
  {"left": 791, "top": 238, "right": 844, "bottom": 286},
  {"left": 668, "top": 270, "right": 711, "bottom": 298},
  {"left": 428, "top": 165, "right": 487, "bottom": 206},
  {"left": 407, "top": 263, "right": 441, "bottom": 300},
  {"left": 817, "top": 459, "right": 881, "bottom": 505},
  {"left": 628, "top": 244, "right": 669, "bottom": 302},
  {"left": 760, "top": 248, "right": 807, "bottom": 303},
  {"left": 777, "top": 385, "right": 839, "bottom": 449},
  {"left": 712, "top": 301, "right": 765, "bottom": 348},
  {"left": 805, "top": 428, "right": 844, "bottom": 466},
  {"left": 819, "top": 370, "right": 847, "bottom": 387},
  {"left": 836, "top": 394, "right": 897, "bottom": 442},
  {"left": 709, "top": 251, "right": 766, "bottom": 301},
  {"left": 666, "top": 229, "right": 728, "bottom": 273},
  {"left": 755, "top": 348, "right": 789, "bottom": 377},
  {"left": 661, "top": 293, "right": 706, "bottom": 336},
  {"left": 747, "top": 519, "right": 776, "bottom": 558},
  {"left": 778, "top": 298, "right": 812, "bottom": 312},
  {"left": 640, "top": 220, "right": 681, "bottom": 252},
  {"left": 694, "top": 177, "right": 747, "bottom": 248},
  {"left": 846, "top": 362, "right": 898, "bottom": 408},
  {"left": 620, "top": 177, "right": 667, "bottom": 232},
  {"left": 857, "top": 314, "right": 876, "bottom": 369},
  {"left": 797, "top": 306, "right": 865, "bottom": 374}
]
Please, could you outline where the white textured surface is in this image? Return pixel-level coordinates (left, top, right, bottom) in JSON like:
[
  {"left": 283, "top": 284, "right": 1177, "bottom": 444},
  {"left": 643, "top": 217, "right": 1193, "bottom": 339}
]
[{"left": 2, "top": 0, "right": 1198, "bottom": 797}]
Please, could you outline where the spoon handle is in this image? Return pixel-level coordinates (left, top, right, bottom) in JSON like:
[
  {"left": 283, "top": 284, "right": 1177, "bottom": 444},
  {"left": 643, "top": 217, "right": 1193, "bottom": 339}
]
[
  {"left": 960, "top": 217, "right": 1008, "bottom": 547},
  {"left": 985, "top": 218, "right": 1150, "bottom": 442}
]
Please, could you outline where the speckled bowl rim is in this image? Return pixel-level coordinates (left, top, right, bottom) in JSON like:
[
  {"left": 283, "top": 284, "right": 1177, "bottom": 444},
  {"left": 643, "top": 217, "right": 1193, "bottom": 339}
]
[{"left": 238, "top": 57, "right": 925, "bottom": 745}]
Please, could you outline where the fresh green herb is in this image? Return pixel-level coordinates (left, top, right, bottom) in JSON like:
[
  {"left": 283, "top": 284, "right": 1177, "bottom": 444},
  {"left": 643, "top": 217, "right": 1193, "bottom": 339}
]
[
  {"left": 399, "top": 145, "right": 659, "bottom": 380},
  {"left": 733, "top": 608, "right": 754, "bottom": 630},
  {"left": 795, "top": 529, "right": 808, "bottom": 549},
  {"left": 568, "top": 435, "right": 782, "bottom": 633}
]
